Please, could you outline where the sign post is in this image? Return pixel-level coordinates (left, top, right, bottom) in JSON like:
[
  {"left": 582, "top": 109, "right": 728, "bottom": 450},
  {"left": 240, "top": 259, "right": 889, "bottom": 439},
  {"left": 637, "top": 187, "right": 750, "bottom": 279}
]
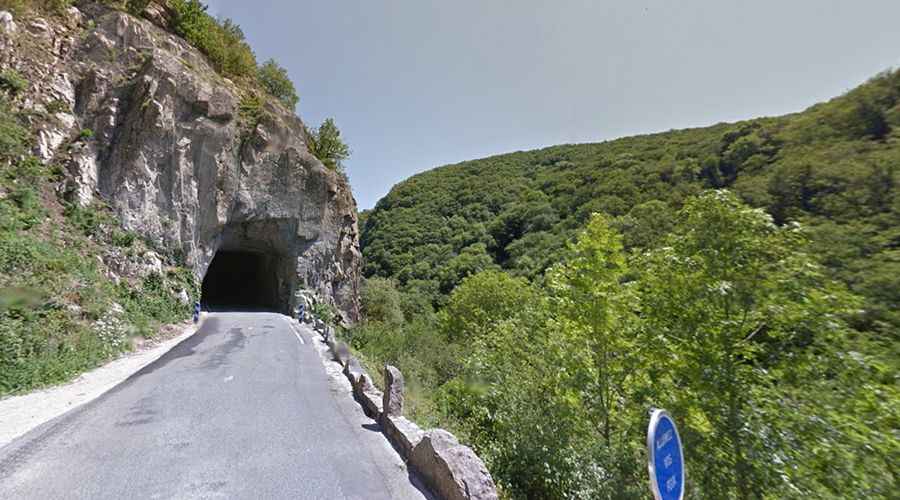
[{"left": 647, "top": 409, "right": 685, "bottom": 500}]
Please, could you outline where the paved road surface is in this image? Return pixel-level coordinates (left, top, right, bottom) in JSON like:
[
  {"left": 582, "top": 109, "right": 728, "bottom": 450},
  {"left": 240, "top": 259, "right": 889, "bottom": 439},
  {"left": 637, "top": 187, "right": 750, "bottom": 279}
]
[{"left": 0, "top": 312, "right": 430, "bottom": 500}]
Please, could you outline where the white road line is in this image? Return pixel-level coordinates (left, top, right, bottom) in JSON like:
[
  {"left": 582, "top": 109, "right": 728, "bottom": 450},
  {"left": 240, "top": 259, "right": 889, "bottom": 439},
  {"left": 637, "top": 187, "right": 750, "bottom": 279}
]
[{"left": 285, "top": 317, "right": 305, "bottom": 344}]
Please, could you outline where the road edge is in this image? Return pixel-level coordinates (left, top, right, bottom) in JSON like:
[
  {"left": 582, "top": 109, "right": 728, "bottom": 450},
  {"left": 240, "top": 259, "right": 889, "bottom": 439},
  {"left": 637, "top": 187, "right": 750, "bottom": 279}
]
[{"left": 0, "top": 318, "right": 204, "bottom": 449}]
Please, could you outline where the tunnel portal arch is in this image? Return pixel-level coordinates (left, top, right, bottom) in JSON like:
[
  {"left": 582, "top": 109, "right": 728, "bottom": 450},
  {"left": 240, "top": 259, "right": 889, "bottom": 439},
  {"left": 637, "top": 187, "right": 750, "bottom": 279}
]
[{"left": 199, "top": 219, "right": 302, "bottom": 313}]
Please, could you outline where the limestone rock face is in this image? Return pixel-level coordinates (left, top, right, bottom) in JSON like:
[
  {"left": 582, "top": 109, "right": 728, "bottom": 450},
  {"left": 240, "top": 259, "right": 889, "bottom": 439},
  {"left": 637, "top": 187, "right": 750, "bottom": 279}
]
[{"left": 0, "top": 6, "right": 360, "bottom": 321}]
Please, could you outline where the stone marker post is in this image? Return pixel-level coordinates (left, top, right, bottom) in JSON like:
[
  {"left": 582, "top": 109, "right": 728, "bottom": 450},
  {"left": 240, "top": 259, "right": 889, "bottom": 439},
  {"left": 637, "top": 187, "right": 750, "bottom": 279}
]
[{"left": 383, "top": 365, "right": 405, "bottom": 417}]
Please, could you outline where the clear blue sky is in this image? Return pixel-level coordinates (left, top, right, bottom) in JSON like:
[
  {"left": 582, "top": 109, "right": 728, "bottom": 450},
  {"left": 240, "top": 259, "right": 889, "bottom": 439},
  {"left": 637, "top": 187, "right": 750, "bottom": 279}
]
[{"left": 205, "top": 0, "right": 900, "bottom": 209}]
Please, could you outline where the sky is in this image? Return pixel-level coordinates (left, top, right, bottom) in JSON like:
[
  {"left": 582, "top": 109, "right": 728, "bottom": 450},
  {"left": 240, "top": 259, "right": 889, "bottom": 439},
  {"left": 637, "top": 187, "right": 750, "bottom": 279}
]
[{"left": 204, "top": 0, "right": 900, "bottom": 209}]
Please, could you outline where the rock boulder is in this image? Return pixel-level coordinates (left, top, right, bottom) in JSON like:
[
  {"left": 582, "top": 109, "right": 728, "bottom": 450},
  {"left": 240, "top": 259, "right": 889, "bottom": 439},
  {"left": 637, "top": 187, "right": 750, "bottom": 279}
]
[{"left": 410, "top": 430, "right": 499, "bottom": 500}]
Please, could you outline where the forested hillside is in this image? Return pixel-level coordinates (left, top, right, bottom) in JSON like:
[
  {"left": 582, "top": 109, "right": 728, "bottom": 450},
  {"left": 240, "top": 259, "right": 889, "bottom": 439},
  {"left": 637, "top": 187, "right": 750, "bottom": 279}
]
[
  {"left": 363, "top": 70, "right": 899, "bottom": 337},
  {"left": 351, "top": 70, "right": 899, "bottom": 498}
]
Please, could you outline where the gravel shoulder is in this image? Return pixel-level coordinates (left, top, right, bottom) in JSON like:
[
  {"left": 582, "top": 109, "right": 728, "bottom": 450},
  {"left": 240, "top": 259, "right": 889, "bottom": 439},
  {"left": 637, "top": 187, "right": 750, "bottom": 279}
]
[{"left": 0, "top": 320, "right": 200, "bottom": 449}]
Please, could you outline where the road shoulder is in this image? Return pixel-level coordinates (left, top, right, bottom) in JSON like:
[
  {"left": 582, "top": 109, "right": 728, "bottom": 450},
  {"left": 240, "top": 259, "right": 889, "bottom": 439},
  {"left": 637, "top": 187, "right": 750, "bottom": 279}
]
[{"left": 0, "top": 320, "right": 201, "bottom": 449}]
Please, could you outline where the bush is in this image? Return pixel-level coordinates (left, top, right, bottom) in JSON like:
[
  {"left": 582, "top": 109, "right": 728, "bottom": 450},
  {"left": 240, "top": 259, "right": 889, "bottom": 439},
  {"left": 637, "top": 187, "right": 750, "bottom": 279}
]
[
  {"left": 258, "top": 58, "right": 298, "bottom": 109},
  {"left": 63, "top": 202, "right": 113, "bottom": 237},
  {"left": 0, "top": 69, "right": 27, "bottom": 95},
  {"left": 0, "top": 98, "right": 28, "bottom": 161},
  {"left": 45, "top": 99, "right": 70, "bottom": 114},
  {"left": 125, "top": 0, "right": 151, "bottom": 15},
  {"left": 311, "top": 301, "right": 340, "bottom": 326}
]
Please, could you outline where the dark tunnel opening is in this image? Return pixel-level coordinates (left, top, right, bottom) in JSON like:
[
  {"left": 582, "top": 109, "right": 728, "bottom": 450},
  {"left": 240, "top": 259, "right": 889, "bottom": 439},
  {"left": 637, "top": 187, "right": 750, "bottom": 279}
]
[{"left": 201, "top": 251, "right": 281, "bottom": 311}]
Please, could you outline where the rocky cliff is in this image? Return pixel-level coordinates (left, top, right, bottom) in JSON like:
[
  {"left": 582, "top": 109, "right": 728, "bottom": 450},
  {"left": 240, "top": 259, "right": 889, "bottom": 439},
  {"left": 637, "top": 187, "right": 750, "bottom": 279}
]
[{"left": 0, "top": 3, "right": 360, "bottom": 321}]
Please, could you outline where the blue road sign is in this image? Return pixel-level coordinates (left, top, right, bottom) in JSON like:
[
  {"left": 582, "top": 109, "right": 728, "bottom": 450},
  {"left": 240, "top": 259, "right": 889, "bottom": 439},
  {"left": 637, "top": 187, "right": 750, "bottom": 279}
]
[{"left": 648, "top": 409, "right": 685, "bottom": 500}]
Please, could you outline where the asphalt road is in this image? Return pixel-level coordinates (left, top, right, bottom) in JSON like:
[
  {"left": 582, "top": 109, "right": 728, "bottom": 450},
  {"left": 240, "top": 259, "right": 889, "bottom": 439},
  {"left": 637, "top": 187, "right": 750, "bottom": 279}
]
[{"left": 0, "top": 312, "right": 431, "bottom": 500}]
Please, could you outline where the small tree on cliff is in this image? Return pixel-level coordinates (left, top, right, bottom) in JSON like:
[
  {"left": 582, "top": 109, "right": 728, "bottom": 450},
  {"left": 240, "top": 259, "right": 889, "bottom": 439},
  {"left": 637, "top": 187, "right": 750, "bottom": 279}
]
[
  {"left": 258, "top": 59, "right": 299, "bottom": 109},
  {"left": 304, "top": 118, "right": 350, "bottom": 172}
]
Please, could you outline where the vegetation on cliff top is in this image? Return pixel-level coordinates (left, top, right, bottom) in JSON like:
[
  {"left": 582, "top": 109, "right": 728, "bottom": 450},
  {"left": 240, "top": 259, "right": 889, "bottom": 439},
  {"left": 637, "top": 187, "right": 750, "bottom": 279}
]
[{"left": 352, "top": 70, "right": 900, "bottom": 498}]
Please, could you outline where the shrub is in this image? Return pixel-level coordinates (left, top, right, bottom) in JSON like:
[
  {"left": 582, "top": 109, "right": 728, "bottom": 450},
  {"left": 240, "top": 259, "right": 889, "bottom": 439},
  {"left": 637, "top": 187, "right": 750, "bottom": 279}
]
[
  {"left": 125, "top": 0, "right": 151, "bottom": 15},
  {"left": 258, "top": 59, "right": 298, "bottom": 109},
  {"left": 45, "top": 99, "right": 70, "bottom": 114},
  {"left": 63, "top": 202, "right": 112, "bottom": 237},
  {"left": 0, "top": 98, "right": 28, "bottom": 161},
  {"left": 311, "top": 301, "right": 340, "bottom": 326},
  {"left": 0, "top": 69, "right": 27, "bottom": 95}
]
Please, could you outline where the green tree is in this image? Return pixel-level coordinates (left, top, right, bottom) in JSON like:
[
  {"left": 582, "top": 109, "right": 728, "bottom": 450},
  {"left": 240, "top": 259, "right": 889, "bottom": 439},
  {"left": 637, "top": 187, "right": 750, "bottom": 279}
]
[
  {"left": 441, "top": 269, "right": 536, "bottom": 341},
  {"left": 636, "top": 190, "right": 884, "bottom": 497},
  {"left": 304, "top": 118, "right": 350, "bottom": 172},
  {"left": 360, "top": 277, "right": 404, "bottom": 325},
  {"left": 257, "top": 58, "right": 299, "bottom": 109},
  {"left": 547, "top": 214, "right": 637, "bottom": 445}
]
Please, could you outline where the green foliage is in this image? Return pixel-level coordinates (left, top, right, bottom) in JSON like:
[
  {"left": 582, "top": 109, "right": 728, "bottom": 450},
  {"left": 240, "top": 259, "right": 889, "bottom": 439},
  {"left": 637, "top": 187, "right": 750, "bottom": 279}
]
[
  {"left": 63, "top": 201, "right": 113, "bottom": 237},
  {"left": 348, "top": 314, "right": 460, "bottom": 427},
  {"left": 168, "top": 0, "right": 256, "bottom": 79},
  {"left": 0, "top": 0, "right": 71, "bottom": 17},
  {"left": 633, "top": 192, "right": 877, "bottom": 496},
  {"left": 0, "top": 69, "right": 27, "bottom": 95},
  {"left": 311, "top": 300, "right": 340, "bottom": 326},
  {"left": 440, "top": 270, "right": 536, "bottom": 341},
  {"left": 79, "top": 128, "right": 94, "bottom": 140},
  {"left": 116, "top": 270, "right": 196, "bottom": 337},
  {"left": 237, "top": 91, "right": 264, "bottom": 131},
  {"left": 362, "top": 69, "right": 900, "bottom": 340},
  {"left": 0, "top": 98, "right": 28, "bottom": 161},
  {"left": 165, "top": 1, "right": 301, "bottom": 112},
  {"left": 125, "top": 0, "right": 151, "bottom": 15},
  {"left": 45, "top": 99, "right": 70, "bottom": 114},
  {"left": 357, "top": 193, "right": 894, "bottom": 498},
  {"left": 304, "top": 118, "right": 350, "bottom": 172},
  {"left": 358, "top": 72, "right": 900, "bottom": 498},
  {"left": 360, "top": 277, "right": 404, "bottom": 325},
  {"left": 257, "top": 59, "right": 298, "bottom": 109}
]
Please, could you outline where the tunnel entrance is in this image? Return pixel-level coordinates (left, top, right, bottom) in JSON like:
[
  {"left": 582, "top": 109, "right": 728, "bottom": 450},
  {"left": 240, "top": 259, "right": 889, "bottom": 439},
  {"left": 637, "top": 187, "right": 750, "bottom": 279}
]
[
  {"left": 199, "top": 219, "right": 304, "bottom": 314},
  {"left": 201, "top": 251, "right": 281, "bottom": 311}
]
